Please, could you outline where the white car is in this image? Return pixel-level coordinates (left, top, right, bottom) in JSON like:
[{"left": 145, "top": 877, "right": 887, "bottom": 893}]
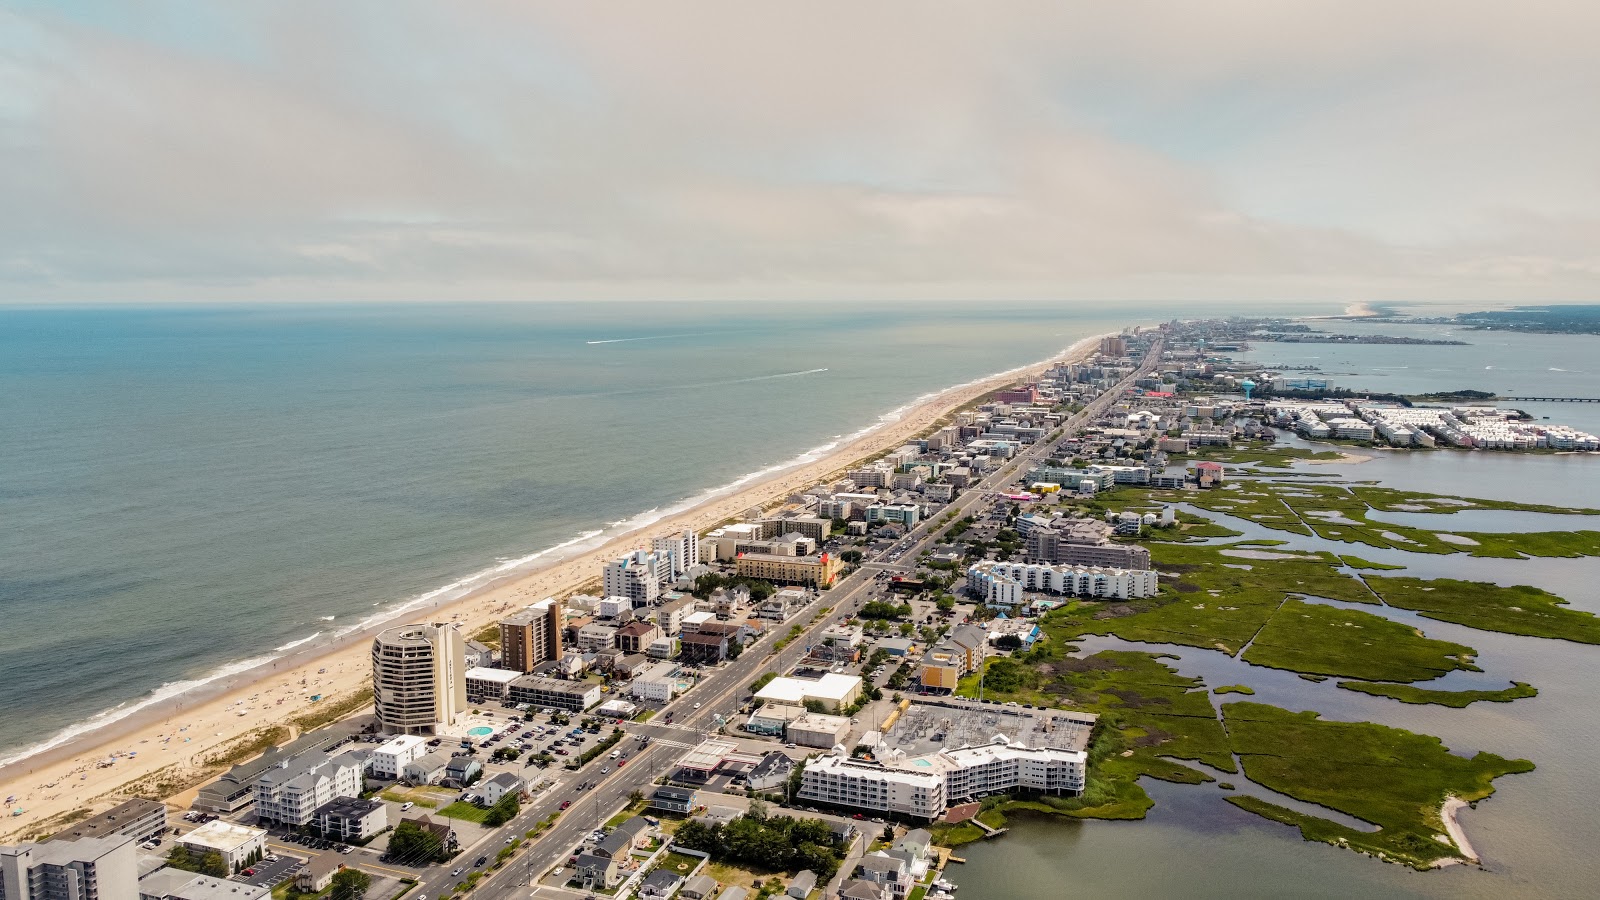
[
  {"left": 551, "top": 868, "right": 565, "bottom": 877},
  {"left": 693, "top": 702, "right": 701, "bottom": 709}
]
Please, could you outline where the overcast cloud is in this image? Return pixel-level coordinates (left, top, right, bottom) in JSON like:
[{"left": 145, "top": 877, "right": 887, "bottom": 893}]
[{"left": 1, "top": 0, "right": 1597, "bottom": 304}]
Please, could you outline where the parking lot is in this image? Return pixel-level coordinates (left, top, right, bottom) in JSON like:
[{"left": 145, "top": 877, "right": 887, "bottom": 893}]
[{"left": 235, "top": 854, "right": 301, "bottom": 888}]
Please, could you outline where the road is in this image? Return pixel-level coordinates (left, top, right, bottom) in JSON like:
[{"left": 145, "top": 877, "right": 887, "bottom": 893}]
[{"left": 453, "top": 338, "right": 1163, "bottom": 899}]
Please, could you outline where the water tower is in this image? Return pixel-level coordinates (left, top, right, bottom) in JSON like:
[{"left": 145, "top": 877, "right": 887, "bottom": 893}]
[{"left": 1241, "top": 379, "right": 1256, "bottom": 400}]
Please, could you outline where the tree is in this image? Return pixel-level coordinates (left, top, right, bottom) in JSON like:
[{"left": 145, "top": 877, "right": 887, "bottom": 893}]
[
  {"left": 386, "top": 820, "right": 444, "bottom": 864},
  {"left": 840, "top": 550, "right": 863, "bottom": 564},
  {"left": 330, "top": 868, "right": 372, "bottom": 900},
  {"left": 199, "top": 850, "right": 227, "bottom": 878},
  {"left": 747, "top": 798, "right": 769, "bottom": 820},
  {"left": 935, "top": 594, "right": 956, "bottom": 613},
  {"left": 750, "top": 672, "right": 778, "bottom": 693},
  {"left": 483, "top": 792, "right": 521, "bottom": 828},
  {"left": 880, "top": 824, "right": 896, "bottom": 842},
  {"left": 897, "top": 622, "right": 914, "bottom": 637},
  {"left": 995, "top": 634, "right": 1023, "bottom": 651},
  {"left": 803, "top": 699, "right": 827, "bottom": 714},
  {"left": 628, "top": 789, "right": 644, "bottom": 806}
]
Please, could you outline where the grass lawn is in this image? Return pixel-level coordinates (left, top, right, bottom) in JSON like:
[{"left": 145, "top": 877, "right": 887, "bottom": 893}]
[
  {"left": 604, "top": 800, "right": 646, "bottom": 828},
  {"left": 437, "top": 801, "right": 491, "bottom": 823},
  {"left": 651, "top": 850, "right": 703, "bottom": 877},
  {"left": 1336, "top": 680, "right": 1538, "bottom": 707},
  {"left": 1222, "top": 702, "right": 1533, "bottom": 869}
]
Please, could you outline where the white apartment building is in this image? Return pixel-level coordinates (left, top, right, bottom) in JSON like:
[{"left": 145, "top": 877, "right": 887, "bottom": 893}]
[
  {"left": 603, "top": 550, "right": 663, "bottom": 607},
  {"left": 966, "top": 561, "right": 1159, "bottom": 606},
  {"left": 254, "top": 752, "right": 364, "bottom": 828},
  {"left": 652, "top": 529, "right": 700, "bottom": 582},
  {"left": 177, "top": 820, "right": 267, "bottom": 872},
  {"left": 628, "top": 661, "right": 682, "bottom": 703},
  {"left": 368, "top": 734, "right": 429, "bottom": 780},
  {"left": 797, "top": 740, "right": 1087, "bottom": 820},
  {"left": 797, "top": 755, "right": 946, "bottom": 819}
]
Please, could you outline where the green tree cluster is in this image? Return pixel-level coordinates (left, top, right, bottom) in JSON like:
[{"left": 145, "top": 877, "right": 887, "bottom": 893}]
[
  {"left": 692, "top": 573, "right": 776, "bottom": 601},
  {"left": 166, "top": 846, "right": 227, "bottom": 878},
  {"left": 385, "top": 820, "right": 446, "bottom": 864},
  {"left": 860, "top": 601, "right": 912, "bottom": 620},
  {"left": 672, "top": 812, "right": 845, "bottom": 881},
  {"left": 483, "top": 791, "right": 521, "bottom": 827},
  {"left": 330, "top": 868, "right": 371, "bottom": 900}
]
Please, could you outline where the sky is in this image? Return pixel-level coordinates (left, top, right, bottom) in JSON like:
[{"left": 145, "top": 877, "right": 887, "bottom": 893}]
[{"left": 1, "top": 0, "right": 1597, "bottom": 305}]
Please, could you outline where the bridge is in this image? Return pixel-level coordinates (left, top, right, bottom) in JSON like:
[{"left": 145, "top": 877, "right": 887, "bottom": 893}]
[{"left": 1501, "top": 397, "right": 1600, "bottom": 403}]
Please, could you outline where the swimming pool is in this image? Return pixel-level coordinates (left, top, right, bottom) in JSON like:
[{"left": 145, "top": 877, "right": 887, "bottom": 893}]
[{"left": 467, "top": 726, "right": 494, "bottom": 737}]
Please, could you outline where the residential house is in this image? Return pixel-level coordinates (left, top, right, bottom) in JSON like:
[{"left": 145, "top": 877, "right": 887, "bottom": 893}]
[
  {"left": 616, "top": 621, "right": 664, "bottom": 654},
  {"left": 479, "top": 772, "right": 523, "bottom": 806},
  {"left": 442, "top": 756, "right": 481, "bottom": 789},
  {"left": 852, "top": 854, "right": 909, "bottom": 898},
  {"left": 594, "top": 817, "right": 652, "bottom": 859},
  {"left": 650, "top": 786, "right": 697, "bottom": 815},
  {"left": 573, "top": 852, "right": 619, "bottom": 890},
  {"left": 400, "top": 815, "right": 457, "bottom": 855},
  {"left": 837, "top": 880, "right": 890, "bottom": 900},
  {"left": 640, "top": 869, "right": 683, "bottom": 898},
  {"left": 680, "top": 874, "right": 719, "bottom": 900},
  {"left": 787, "top": 870, "right": 817, "bottom": 898},
  {"left": 402, "top": 751, "right": 450, "bottom": 786},
  {"left": 295, "top": 854, "right": 341, "bottom": 893}
]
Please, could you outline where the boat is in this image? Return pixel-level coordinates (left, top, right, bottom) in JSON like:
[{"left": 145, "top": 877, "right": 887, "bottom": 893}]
[{"left": 934, "top": 880, "right": 957, "bottom": 891}]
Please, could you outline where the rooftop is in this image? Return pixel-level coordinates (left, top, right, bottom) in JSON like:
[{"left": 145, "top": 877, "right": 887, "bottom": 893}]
[
  {"left": 882, "top": 698, "right": 1096, "bottom": 760},
  {"left": 180, "top": 820, "right": 266, "bottom": 853},
  {"left": 464, "top": 666, "right": 522, "bottom": 685}
]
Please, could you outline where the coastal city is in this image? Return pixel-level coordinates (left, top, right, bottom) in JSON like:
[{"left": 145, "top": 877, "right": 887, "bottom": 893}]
[{"left": 9, "top": 315, "right": 1595, "bottom": 899}]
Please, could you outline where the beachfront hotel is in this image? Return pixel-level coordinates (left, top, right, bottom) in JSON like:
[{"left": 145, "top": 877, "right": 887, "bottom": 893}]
[
  {"left": 371, "top": 623, "right": 467, "bottom": 735},
  {"left": 499, "top": 598, "right": 563, "bottom": 673}
]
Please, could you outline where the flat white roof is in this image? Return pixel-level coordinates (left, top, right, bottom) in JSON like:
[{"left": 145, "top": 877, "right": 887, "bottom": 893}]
[
  {"left": 181, "top": 820, "right": 266, "bottom": 853},
  {"left": 464, "top": 666, "right": 521, "bottom": 684},
  {"left": 376, "top": 734, "right": 428, "bottom": 753},
  {"left": 755, "top": 673, "right": 861, "bottom": 706}
]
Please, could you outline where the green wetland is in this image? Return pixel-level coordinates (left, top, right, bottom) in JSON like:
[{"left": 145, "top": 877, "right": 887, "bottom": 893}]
[{"left": 948, "top": 441, "right": 1600, "bottom": 899}]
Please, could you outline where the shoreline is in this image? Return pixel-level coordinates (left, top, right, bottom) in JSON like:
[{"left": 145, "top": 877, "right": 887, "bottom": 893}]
[
  {"left": 0, "top": 330, "right": 1109, "bottom": 839},
  {"left": 1438, "top": 797, "right": 1480, "bottom": 865}
]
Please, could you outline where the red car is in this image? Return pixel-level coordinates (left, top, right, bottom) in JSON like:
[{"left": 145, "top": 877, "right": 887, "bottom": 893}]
[
  {"left": 560, "top": 800, "right": 572, "bottom": 810},
  {"left": 617, "top": 758, "right": 627, "bottom": 767}
]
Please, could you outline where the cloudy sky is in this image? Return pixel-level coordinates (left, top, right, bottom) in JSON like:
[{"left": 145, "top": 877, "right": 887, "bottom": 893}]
[{"left": 2, "top": 1, "right": 1597, "bottom": 304}]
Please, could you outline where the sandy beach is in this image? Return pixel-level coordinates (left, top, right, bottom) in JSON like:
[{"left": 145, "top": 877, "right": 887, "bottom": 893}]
[
  {"left": 1438, "top": 796, "right": 1480, "bottom": 865},
  {"left": 0, "top": 333, "right": 1107, "bottom": 839}
]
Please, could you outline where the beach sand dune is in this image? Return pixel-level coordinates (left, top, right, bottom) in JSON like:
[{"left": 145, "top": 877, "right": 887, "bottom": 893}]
[{"left": 0, "top": 333, "right": 1106, "bottom": 840}]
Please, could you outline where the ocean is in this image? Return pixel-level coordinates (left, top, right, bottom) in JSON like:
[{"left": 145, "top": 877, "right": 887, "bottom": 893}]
[{"left": 0, "top": 300, "right": 1213, "bottom": 767}]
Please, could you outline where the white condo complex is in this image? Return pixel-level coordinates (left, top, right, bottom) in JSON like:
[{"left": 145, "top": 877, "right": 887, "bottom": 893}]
[{"left": 797, "top": 700, "right": 1096, "bottom": 820}]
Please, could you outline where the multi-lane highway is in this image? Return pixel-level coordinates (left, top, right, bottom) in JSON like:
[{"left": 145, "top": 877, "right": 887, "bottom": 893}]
[{"left": 455, "top": 339, "right": 1162, "bottom": 899}]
